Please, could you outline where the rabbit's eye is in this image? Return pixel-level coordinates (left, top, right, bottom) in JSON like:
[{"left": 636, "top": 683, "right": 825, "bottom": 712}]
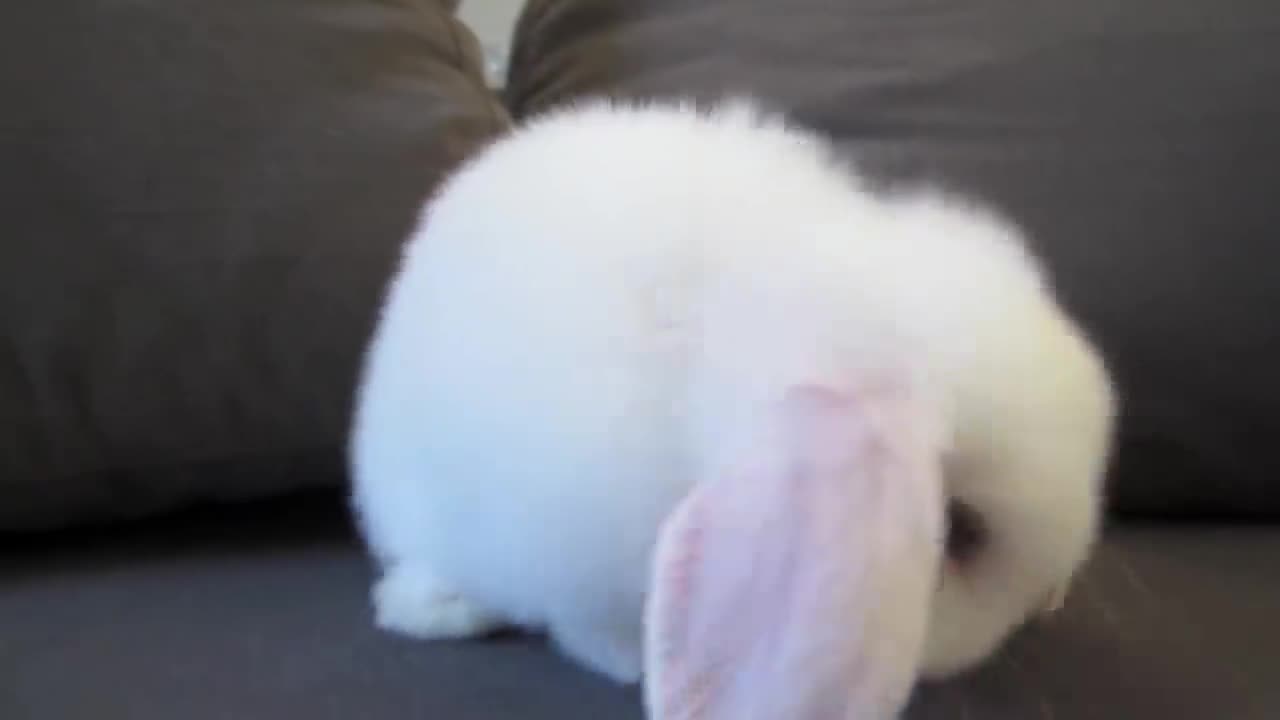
[{"left": 946, "top": 499, "right": 987, "bottom": 565}]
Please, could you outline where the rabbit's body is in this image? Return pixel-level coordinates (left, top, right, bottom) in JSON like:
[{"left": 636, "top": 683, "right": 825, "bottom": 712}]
[{"left": 350, "top": 100, "right": 1115, "bottom": 702}]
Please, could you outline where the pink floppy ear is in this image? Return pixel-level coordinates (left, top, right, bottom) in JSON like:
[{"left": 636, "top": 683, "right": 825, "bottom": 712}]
[{"left": 644, "top": 383, "right": 946, "bottom": 720}]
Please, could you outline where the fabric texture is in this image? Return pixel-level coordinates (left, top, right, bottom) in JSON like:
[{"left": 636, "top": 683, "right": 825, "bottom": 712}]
[
  {"left": 506, "top": 0, "right": 1280, "bottom": 520},
  {"left": 0, "top": 0, "right": 509, "bottom": 530},
  {"left": 1, "top": 495, "right": 1276, "bottom": 720}
]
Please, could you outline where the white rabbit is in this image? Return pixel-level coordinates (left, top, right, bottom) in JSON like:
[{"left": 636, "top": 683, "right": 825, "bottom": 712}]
[{"left": 349, "top": 98, "right": 1116, "bottom": 717}]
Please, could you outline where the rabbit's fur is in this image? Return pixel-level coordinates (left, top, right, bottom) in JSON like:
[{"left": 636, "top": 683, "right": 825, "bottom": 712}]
[{"left": 350, "top": 98, "right": 1115, "bottom": 694}]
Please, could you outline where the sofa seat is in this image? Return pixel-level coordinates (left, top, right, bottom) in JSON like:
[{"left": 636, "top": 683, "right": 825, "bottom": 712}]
[{"left": 3, "top": 495, "right": 1275, "bottom": 720}]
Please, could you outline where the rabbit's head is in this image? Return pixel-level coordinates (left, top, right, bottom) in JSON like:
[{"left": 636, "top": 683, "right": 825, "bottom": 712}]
[{"left": 923, "top": 288, "right": 1116, "bottom": 679}]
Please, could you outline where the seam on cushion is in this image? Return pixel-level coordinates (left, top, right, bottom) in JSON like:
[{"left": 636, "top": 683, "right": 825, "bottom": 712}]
[
  {"left": 36, "top": 446, "right": 343, "bottom": 487},
  {"left": 1, "top": 448, "right": 344, "bottom": 531},
  {"left": 444, "top": 3, "right": 468, "bottom": 69},
  {"left": 443, "top": 9, "right": 509, "bottom": 134}
]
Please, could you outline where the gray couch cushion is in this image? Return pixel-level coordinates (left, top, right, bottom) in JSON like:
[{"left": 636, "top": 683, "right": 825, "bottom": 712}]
[
  {"left": 506, "top": 0, "right": 1280, "bottom": 520},
  {"left": 2, "top": 496, "right": 1276, "bottom": 719},
  {"left": 0, "top": 0, "right": 508, "bottom": 530}
]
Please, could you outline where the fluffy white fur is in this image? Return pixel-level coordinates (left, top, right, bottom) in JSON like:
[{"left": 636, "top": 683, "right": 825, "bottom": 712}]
[{"left": 349, "top": 98, "right": 1116, "bottom": 691}]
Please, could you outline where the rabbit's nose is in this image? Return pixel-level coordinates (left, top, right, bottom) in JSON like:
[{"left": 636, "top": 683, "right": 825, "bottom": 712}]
[{"left": 945, "top": 499, "right": 987, "bottom": 566}]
